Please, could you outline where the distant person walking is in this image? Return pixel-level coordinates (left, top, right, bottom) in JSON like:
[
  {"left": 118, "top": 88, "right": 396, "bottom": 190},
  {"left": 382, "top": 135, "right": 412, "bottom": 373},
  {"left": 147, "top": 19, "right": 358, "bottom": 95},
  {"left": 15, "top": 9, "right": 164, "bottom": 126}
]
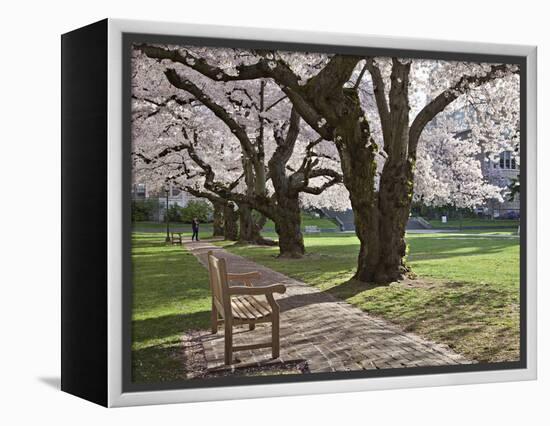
[{"left": 191, "top": 217, "right": 200, "bottom": 241}]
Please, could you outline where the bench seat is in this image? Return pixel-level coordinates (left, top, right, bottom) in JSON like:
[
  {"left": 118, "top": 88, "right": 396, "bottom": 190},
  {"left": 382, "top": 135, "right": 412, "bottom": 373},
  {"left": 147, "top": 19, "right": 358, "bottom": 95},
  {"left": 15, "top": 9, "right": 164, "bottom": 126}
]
[{"left": 231, "top": 295, "right": 272, "bottom": 321}]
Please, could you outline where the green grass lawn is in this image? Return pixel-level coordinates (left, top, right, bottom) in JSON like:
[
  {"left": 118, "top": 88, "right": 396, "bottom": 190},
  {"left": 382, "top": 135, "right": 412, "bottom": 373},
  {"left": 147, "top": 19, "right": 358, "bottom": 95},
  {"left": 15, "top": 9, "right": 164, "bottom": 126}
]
[
  {"left": 217, "top": 231, "right": 520, "bottom": 363},
  {"left": 131, "top": 233, "right": 211, "bottom": 383},
  {"left": 428, "top": 218, "right": 520, "bottom": 229}
]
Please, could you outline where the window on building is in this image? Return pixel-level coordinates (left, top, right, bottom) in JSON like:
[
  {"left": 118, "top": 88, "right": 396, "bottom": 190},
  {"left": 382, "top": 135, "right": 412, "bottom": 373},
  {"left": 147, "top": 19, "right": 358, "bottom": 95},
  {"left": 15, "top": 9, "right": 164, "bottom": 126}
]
[
  {"left": 171, "top": 187, "right": 181, "bottom": 197},
  {"left": 499, "top": 151, "right": 516, "bottom": 170},
  {"left": 135, "top": 183, "right": 146, "bottom": 196}
]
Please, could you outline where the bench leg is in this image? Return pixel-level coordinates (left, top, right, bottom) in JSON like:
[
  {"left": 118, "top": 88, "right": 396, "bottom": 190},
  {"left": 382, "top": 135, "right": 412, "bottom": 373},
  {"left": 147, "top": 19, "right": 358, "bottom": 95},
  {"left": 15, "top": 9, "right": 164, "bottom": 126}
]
[
  {"left": 249, "top": 323, "right": 255, "bottom": 331},
  {"left": 211, "top": 304, "right": 218, "bottom": 334},
  {"left": 224, "top": 321, "right": 233, "bottom": 365},
  {"left": 271, "top": 314, "right": 280, "bottom": 359}
]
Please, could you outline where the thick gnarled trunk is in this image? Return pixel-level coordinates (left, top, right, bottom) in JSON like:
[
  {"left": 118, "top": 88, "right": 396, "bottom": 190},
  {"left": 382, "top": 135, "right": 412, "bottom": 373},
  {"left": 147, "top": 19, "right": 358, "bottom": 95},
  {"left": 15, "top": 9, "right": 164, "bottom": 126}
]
[
  {"left": 379, "top": 159, "right": 414, "bottom": 276},
  {"left": 362, "top": 160, "right": 414, "bottom": 282},
  {"left": 335, "top": 118, "right": 381, "bottom": 283},
  {"left": 212, "top": 201, "right": 225, "bottom": 237},
  {"left": 237, "top": 203, "right": 275, "bottom": 245},
  {"left": 337, "top": 59, "right": 414, "bottom": 283},
  {"left": 223, "top": 202, "right": 238, "bottom": 241},
  {"left": 341, "top": 150, "right": 413, "bottom": 283},
  {"left": 273, "top": 196, "right": 304, "bottom": 258}
]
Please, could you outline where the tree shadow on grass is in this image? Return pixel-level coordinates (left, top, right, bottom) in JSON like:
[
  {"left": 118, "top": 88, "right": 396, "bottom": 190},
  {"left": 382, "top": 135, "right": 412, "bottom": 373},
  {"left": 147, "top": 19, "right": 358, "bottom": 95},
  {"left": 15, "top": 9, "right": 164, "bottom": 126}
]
[
  {"left": 273, "top": 278, "right": 386, "bottom": 313},
  {"left": 132, "top": 344, "right": 188, "bottom": 384},
  {"left": 132, "top": 310, "right": 212, "bottom": 384},
  {"left": 302, "top": 239, "right": 517, "bottom": 263},
  {"left": 132, "top": 310, "right": 210, "bottom": 345},
  {"left": 321, "top": 278, "right": 388, "bottom": 300}
]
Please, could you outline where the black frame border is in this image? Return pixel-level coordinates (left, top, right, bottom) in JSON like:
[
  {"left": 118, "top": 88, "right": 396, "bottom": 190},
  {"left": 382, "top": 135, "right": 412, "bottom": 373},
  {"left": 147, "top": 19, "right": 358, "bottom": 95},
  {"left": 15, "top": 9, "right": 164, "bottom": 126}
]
[
  {"left": 121, "top": 32, "right": 527, "bottom": 394},
  {"left": 61, "top": 19, "right": 109, "bottom": 406}
]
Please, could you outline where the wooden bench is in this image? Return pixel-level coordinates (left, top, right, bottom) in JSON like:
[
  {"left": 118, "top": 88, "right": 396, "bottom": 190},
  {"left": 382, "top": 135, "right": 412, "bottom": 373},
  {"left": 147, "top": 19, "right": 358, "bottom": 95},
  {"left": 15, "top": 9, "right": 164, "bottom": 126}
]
[
  {"left": 207, "top": 251, "right": 286, "bottom": 365},
  {"left": 304, "top": 225, "right": 320, "bottom": 234},
  {"left": 171, "top": 232, "right": 183, "bottom": 245}
]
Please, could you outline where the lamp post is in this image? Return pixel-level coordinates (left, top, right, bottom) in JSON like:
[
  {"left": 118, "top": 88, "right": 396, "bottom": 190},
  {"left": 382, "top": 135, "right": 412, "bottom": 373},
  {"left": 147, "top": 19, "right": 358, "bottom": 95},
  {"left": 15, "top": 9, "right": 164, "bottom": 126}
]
[{"left": 165, "top": 186, "right": 171, "bottom": 243}]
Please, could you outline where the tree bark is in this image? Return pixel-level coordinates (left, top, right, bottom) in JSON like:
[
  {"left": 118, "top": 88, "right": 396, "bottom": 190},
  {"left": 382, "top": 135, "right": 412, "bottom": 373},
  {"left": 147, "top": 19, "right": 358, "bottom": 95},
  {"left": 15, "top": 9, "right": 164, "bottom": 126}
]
[
  {"left": 364, "top": 160, "right": 414, "bottom": 282},
  {"left": 272, "top": 195, "right": 304, "bottom": 258},
  {"left": 335, "top": 114, "right": 381, "bottom": 282},
  {"left": 223, "top": 202, "right": 238, "bottom": 241},
  {"left": 212, "top": 201, "right": 225, "bottom": 237},
  {"left": 237, "top": 203, "right": 275, "bottom": 245},
  {"left": 353, "top": 59, "right": 413, "bottom": 283}
]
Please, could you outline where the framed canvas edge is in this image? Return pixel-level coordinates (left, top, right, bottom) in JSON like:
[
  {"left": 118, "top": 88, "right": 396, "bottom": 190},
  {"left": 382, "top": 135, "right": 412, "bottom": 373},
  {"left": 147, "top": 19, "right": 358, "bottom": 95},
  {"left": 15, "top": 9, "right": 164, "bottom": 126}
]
[{"left": 106, "top": 18, "right": 537, "bottom": 407}]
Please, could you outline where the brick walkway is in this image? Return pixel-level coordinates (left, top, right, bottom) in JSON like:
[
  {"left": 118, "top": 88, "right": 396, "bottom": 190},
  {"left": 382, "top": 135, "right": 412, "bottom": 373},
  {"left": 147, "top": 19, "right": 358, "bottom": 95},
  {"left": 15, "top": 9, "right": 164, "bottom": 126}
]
[{"left": 185, "top": 240, "right": 472, "bottom": 373}]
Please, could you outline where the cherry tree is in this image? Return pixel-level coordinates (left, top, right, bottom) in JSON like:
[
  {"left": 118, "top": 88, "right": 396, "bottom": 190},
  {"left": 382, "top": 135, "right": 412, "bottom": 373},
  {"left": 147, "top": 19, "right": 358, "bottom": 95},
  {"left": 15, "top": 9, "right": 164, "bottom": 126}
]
[
  {"left": 130, "top": 55, "right": 244, "bottom": 241},
  {"left": 137, "top": 43, "right": 519, "bottom": 282},
  {"left": 132, "top": 47, "right": 344, "bottom": 257}
]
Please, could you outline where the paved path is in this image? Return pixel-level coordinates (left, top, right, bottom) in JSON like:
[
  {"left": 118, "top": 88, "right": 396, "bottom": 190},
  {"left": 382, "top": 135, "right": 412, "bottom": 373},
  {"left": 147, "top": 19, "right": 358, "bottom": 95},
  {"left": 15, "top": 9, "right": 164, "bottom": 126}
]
[{"left": 185, "top": 240, "right": 471, "bottom": 373}]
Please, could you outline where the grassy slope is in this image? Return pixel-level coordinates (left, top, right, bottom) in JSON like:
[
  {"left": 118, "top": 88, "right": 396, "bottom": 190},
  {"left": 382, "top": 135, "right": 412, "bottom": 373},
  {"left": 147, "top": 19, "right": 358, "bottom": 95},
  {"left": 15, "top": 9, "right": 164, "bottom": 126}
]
[
  {"left": 132, "top": 221, "right": 213, "bottom": 233},
  {"left": 428, "top": 218, "right": 520, "bottom": 229},
  {"left": 131, "top": 233, "right": 211, "bottom": 383},
  {"left": 263, "top": 214, "right": 338, "bottom": 230},
  {"left": 133, "top": 215, "right": 338, "bottom": 232},
  {"left": 219, "top": 232, "right": 520, "bottom": 363}
]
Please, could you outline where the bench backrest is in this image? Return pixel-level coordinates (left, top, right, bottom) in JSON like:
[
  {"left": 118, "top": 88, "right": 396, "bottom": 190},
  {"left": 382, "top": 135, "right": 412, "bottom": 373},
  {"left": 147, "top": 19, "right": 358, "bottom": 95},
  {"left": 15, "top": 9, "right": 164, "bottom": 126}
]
[
  {"left": 305, "top": 225, "right": 320, "bottom": 233},
  {"left": 207, "top": 251, "right": 230, "bottom": 317}
]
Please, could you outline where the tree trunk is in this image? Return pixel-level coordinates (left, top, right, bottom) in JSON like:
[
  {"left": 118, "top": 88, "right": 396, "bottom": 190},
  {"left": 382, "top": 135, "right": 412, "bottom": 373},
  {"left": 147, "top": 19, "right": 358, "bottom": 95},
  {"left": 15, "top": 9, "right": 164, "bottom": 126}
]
[
  {"left": 360, "top": 59, "right": 413, "bottom": 282},
  {"left": 365, "top": 160, "right": 413, "bottom": 282},
  {"left": 237, "top": 203, "right": 275, "bottom": 245},
  {"left": 341, "top": 159, "right": 412, "bottom": 283},
  {"left": 212, "top": 201, "right": 225, "bottom": 237},
  {"left": 336, "top": 61, "right": 414, "bottom": 284},
  {"left": 223, "top": 202, "right": 238, "bottom": 241},
  {"left": 272, "top": 195, "right": 305, "bottom": 258},
  {"left": 336, "top": 125, "right": 381, "bottom": 283}
]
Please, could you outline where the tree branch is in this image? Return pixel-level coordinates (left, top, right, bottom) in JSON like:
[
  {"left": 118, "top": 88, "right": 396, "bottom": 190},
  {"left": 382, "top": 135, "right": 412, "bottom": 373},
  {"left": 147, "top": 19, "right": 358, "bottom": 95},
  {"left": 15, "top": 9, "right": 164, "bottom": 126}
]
[
  {"left": 353, "top": 61, "right": 368, "bottom": 89},
  {"left": 365, "top": 57, "right": 390, "bottom": 136},
  {"left": 265, "top": 95, "right": 288, "bottom": 111},
  {"left": 136, "top": 43, "right": 335, "bottom": 140},
  {"left": 301, "top": 168, "right": 343, "bottom": 194},
  {"left": 183, "top": 132, "right": 251, "bottom": 205},
  {"left": 163, "top": 68, "right": 258, "bottom": 162},
  {"left": 133, "top": 142, "right": 188, "bottom": 164},
  {"left": 136, "top": 43, "right": 270, "bottom": 82},
  {"left": 270, "top": 107, "right": 301, "bottom": 167}
]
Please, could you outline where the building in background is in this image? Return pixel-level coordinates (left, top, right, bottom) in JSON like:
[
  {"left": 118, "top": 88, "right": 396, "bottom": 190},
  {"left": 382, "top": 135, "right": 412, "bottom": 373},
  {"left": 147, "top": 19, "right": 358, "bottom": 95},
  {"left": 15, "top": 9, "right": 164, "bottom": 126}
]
[
  {"left": 481, "top": 150, "right": 520, "bottom": 219},
  {"left": 131, "top": 183, "right": 200, "bottom": 222}
]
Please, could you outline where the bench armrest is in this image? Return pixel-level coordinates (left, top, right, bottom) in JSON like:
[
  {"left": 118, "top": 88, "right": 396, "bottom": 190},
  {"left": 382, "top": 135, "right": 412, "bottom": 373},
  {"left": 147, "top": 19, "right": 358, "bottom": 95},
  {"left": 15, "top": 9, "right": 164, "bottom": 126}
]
[
  {"left": 228, "top": 284, "right": 286, "bottom": 296},
  {"left": 227, "top": 271, "right": 261, "bottom": 281}
]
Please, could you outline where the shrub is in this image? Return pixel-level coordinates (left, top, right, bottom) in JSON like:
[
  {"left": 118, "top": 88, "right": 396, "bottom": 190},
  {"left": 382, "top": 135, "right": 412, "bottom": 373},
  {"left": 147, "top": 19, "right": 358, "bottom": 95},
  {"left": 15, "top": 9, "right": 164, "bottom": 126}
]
[
  {"left": 166, "top": 204, "right": 183, "bottom": 222},
  {"left": 180, "top": 200, "right": 212, "bottom": 223},
  {"left": 132, "top": 199, "right": 158, "bottom": 222}
]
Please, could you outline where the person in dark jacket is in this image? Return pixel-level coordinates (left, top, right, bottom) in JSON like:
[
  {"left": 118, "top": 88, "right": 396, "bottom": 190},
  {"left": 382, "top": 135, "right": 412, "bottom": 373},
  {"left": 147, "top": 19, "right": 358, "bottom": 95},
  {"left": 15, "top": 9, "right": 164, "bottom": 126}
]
[{"left": 191, "top": 217, "right": 200, "bottom": 241}]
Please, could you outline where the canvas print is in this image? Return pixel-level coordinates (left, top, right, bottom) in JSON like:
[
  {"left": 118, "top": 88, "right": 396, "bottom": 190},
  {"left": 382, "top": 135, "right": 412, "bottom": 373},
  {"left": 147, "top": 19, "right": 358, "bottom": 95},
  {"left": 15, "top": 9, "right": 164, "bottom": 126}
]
[{"left": 129, "top": 40, "right": 521, "bottom": 386}]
